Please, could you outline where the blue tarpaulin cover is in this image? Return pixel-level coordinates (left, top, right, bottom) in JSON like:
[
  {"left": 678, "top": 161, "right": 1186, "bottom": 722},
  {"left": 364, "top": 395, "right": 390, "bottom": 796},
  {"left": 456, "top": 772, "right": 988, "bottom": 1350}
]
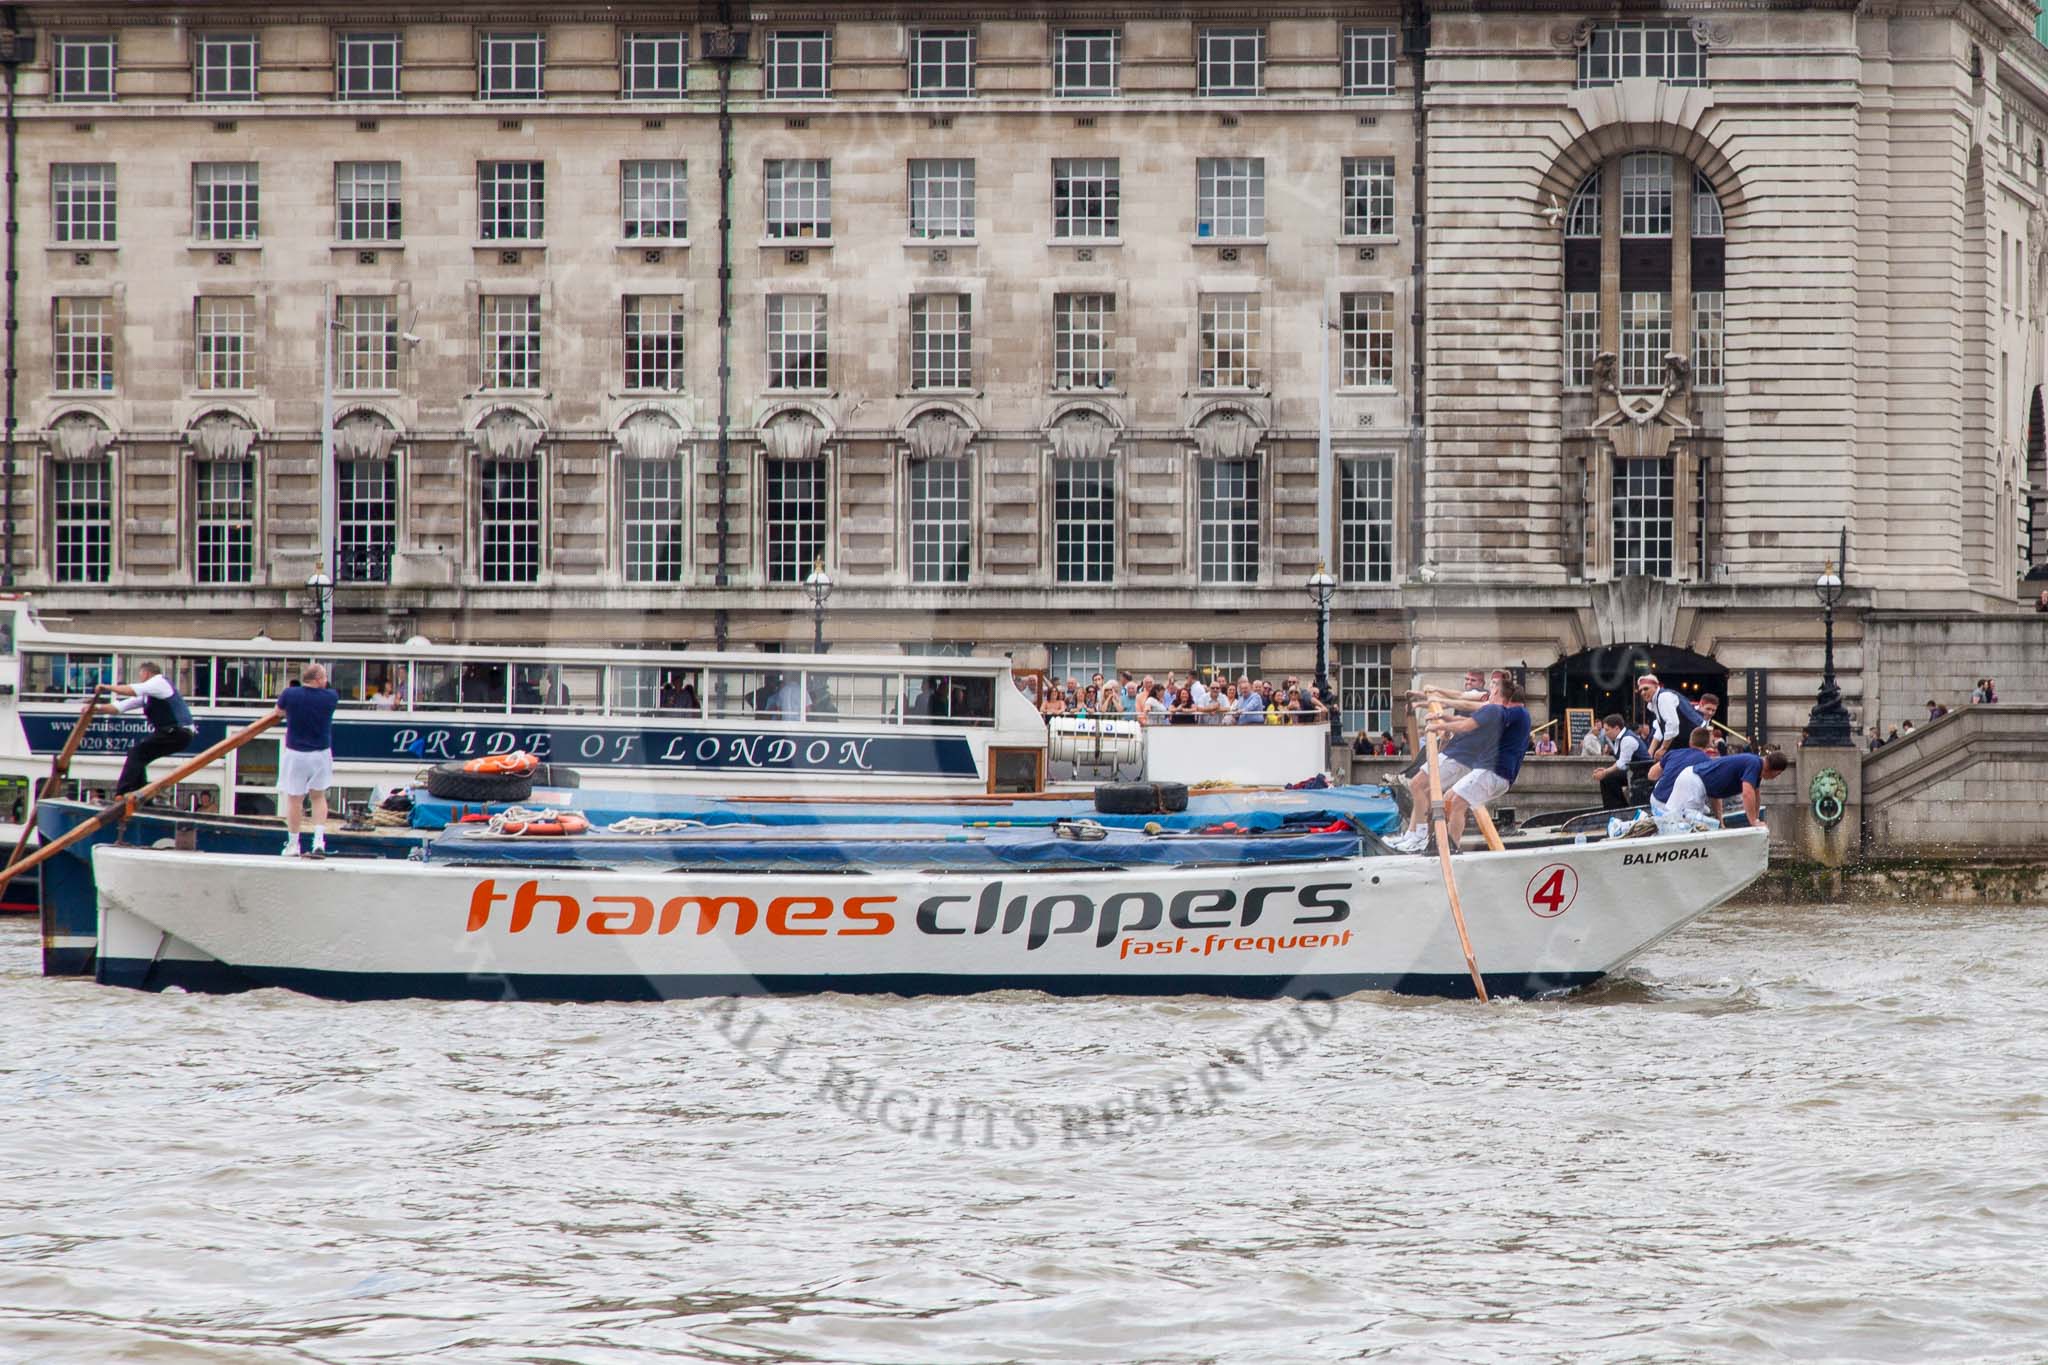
[
  {"left": 427, "top": 822, "right": 1368, "bottom": 871},
  {"left": 408, "top": 784, "right": 1402, "bottom": 836}
]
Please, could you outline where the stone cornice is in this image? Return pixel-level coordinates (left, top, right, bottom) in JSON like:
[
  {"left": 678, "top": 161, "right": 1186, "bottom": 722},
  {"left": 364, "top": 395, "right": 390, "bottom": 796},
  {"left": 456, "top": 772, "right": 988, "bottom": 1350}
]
[
  {"left": 21, "top": 4, "right": 724, "bottom": 27},
  {"left": 22, "top": 2, "right": 1398, "bottom": 25},
  {"left": 1434, "top": 0, "right": 1865, "bottom": 12},
  {"left": 1860, "top": 0, "right": 2031, "bottom": 45}
]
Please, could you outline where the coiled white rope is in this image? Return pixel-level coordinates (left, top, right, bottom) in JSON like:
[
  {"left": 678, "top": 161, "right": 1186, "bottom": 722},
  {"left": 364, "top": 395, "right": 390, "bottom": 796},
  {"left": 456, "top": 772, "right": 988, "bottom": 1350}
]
[{"left": 601, "top": 817, "right": 710, "bottom": 836}]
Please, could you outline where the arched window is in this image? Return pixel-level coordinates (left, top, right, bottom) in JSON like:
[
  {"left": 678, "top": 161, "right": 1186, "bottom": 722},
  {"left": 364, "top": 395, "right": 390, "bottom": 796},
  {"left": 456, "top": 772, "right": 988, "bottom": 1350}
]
[
  {"left": 473, "top": 410, "right": 543, "bottom": 585},
  {"left": 46, "top": 413, "right": 115, "bottom": 585},
  {"left": 617, "top": 411, "right": 686, "bottom": 585},
  {"left": 186, "top": 412, "right": 257, "bottom": 586},
  {"left": 1560, "top": 150, "right": 1729, "bottom": 581},
  {"left": 1566, "top": 172, "right": 1601, "bottom": 239},
  {"left": 334, "top": 411, "right": 398, "bottom": 584},
  {"left": 1562, "top": 152, "right": 1725, "bottom": 396}
]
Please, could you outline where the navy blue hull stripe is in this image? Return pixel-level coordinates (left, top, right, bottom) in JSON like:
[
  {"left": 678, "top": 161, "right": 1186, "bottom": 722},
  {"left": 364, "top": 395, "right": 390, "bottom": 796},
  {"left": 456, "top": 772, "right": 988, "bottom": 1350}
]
[{"left": 95, "top": 957, "right": 1603, "bottom": 1002}]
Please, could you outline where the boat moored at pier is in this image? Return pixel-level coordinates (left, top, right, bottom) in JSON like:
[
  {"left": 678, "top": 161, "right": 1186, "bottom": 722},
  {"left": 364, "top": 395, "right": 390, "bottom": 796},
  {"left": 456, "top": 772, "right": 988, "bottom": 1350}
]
[{"left": 0, "top": 599, "right": 1052, "bottom": 819}]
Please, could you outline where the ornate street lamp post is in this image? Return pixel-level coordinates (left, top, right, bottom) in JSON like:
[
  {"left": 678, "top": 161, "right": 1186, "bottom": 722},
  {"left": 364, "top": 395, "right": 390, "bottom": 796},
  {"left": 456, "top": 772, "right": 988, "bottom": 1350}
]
[
  {"left": 1307, "top": 563, "right": 1341, "bottom": 743},
  {"left": 305, "top": 568, "right": 334, "bottom": 645},
  {"left": 802, "top": 559, "right": 833, "bottom": 654},
  {"left": 1803, "top": 526, "right": 1854, "bottom": 747}
]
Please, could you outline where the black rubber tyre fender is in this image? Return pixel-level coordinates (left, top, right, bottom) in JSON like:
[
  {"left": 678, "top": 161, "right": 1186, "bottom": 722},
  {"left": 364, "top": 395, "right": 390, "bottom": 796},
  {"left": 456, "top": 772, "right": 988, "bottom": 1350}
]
[
  {"left": 424, "top": 762, "right": 536, "bottom": 804},
  {"left": 1093, "top": 782, "right": 1161, "bottom": 814},
  {"left": 532, "top": 763, "right": 583, "bottom": 789},
  {"left": 1094, "top": 781, "right": 1190, "bottom": 815}
]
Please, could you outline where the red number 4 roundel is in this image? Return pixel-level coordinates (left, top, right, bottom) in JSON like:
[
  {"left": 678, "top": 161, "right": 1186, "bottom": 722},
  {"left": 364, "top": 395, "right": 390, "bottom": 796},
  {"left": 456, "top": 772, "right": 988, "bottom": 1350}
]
[{"left": 1526, "top": 864, "right": 1579, "bottom": 919}]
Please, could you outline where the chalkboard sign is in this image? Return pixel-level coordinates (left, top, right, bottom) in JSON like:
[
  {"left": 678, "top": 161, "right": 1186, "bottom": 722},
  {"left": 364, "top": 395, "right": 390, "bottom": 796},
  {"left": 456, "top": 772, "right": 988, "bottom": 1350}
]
[{"left": 1566, "top": 708, "right": 1597, "bottom": 754}]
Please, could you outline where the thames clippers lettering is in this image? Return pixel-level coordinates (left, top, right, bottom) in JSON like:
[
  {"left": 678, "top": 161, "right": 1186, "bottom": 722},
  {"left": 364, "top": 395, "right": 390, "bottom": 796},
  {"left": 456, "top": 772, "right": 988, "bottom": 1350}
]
[
  {"left": 914, "top": 879, "right": 1351, "bottom": 950},
  {"left": 464, "top": 877, "right": 1352, "bottom": 952},
  {"left": 1622, "top": 847, "right": 1709, "bottom": 866},
  {"left": 466, "top": 880, "right": 898, "bottom": 936}
]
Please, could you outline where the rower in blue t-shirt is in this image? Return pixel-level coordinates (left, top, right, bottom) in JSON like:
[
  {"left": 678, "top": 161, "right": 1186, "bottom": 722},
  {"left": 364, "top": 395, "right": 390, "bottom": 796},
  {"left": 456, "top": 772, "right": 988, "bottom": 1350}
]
[
  {"left": 1390, "top": 674, "right": 1529, "bottom": 854},
  {"left": 1647, "top": 726, "right": 1716, "bottom": 814},
  {"left": 1666, "top": 748, "right": 1790, "bottom": 828}
]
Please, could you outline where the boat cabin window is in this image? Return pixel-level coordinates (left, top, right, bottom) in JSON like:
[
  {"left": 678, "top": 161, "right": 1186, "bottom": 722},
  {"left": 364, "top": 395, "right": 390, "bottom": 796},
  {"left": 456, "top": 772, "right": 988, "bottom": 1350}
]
[
  {"left": 803, "top": 672, "right": 899, "bottom": 722},
  {"left": 904, "top": 673, "right": 994, "bottom": 725},
  {"left": 237, "top": 736, "right": 280, "bottom": 792},
  {"left": 0, "top": 611, "right": 14, "bottom": 658},
  {"left": 156, "top": 656, "right": 216, "bottom": 704},
  {"left": 217, "top": 657, "right": 310, "bottom": 701},
  {"left": 330, "top": 659, "right": 407, "bottom": 707},
  {"left": 169, "top": 783, "right": 221, "bottom": 814},
  {"left": 21, "top": 651, "right": 112, "bottom": 699},
  {"left": 706, "top": 668, "right": 802, "bottom": 720},
  {"left": 554, "top": 664, "right": 602, "bottom": 713},
  {"left": 459, "top": 662, "right": 509, "bottom": 710},
  {"left": 1, "top": 773, "right": 28, "bottom": 824},
  {"left": 611, "top": 664, "right": 702, "bottom": 716},
  {"left": 514, "top": 663, "right": 581, "bottom": 712},
  {"left": 413, "top": 662, "right": 459, "bottom": 707}
]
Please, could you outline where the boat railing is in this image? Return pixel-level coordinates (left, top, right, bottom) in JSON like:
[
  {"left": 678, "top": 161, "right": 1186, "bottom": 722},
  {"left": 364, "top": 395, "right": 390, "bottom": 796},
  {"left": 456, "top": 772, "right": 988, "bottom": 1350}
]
[{"left": 14, "top": 654, "right": 1005, "bottom": 729}]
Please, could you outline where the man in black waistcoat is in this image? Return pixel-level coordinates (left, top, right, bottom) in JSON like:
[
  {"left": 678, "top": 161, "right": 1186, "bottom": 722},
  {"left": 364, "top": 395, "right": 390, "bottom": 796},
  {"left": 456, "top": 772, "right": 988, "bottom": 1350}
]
[{"left": 96, "top": 661, "right": 199, "bottom": 795}]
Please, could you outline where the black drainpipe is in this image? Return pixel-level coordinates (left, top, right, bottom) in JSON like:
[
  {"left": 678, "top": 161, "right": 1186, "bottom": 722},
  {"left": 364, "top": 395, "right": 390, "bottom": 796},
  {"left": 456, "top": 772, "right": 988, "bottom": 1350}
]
[
  {"left": 0, "top": 8, "right": 27, "bottom": 589},
  {"left": 710, "top": 6, "right": 741, "bottom": 652},
  {"left": 1404, "top": 0, "right": 1429, "bottom": 574}
]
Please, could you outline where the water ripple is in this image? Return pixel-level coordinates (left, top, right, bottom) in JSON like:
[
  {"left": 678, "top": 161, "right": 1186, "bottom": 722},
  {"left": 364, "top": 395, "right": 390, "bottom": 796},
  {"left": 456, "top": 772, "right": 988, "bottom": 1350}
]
[{"left": 3, "top": 904, "right": 2048, "bottom": 1361}]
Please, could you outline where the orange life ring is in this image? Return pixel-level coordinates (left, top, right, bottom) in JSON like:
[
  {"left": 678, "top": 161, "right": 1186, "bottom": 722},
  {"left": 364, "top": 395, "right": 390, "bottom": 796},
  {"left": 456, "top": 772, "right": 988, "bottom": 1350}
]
[
  {"left": 497, "top": 812, "right": 590, "bottom": 837},
  {"left": 464, "top": 751, "right": 540, "bottom": 776}
]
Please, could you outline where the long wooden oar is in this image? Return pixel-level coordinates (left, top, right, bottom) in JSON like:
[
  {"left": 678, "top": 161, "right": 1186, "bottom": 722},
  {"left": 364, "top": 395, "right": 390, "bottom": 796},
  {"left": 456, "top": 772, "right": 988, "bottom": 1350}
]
[
  {"left": 0, "top": 712, "right": 279, "bottom": 896},
  {"left": 1425, "top": 701, "right": 1490, "bottom": 1002},
  {"left": 5, "top": 687, "right": 106, "bottom": 872}
]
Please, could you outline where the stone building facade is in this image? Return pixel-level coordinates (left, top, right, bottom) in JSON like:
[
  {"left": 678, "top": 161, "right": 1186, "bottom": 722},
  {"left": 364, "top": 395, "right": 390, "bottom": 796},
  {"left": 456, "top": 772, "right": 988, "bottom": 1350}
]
[{"left": 4, "top": 0, "right": 2043, "bottom": 741}]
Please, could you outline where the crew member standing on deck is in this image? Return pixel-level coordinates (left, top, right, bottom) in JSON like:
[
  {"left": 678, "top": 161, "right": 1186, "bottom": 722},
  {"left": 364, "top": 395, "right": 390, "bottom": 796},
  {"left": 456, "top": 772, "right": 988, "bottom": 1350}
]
[
  {"left": 1406, "top": 674, "right": 1532, "bottom": 854},
  {"left": 1388, "top": 673, "right": 1514, "bottom": 854},
  {"left": 272, "top": 663, "right": 339, "bottom": 858},
  {"left": 1638, "top": 673, "right": 1707, "bottom": 760},
  {"left": 95, "top": 661, "right": 198, "bottom": 796}
]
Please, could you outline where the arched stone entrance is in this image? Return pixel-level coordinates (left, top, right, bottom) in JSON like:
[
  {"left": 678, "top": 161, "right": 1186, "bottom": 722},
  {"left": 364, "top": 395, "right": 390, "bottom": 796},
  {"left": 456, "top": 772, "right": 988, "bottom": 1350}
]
[{"left": 1548, "top": 642, "right": 1728, "bottom": 734}]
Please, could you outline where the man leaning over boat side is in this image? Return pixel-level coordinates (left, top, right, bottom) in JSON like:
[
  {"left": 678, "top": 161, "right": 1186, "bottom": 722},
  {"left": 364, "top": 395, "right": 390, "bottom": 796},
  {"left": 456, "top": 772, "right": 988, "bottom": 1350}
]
[
  {"left": 95, "top": 660, "right": 199, "bottom": 796},
  {"left": 272, "top": 663, "right": 340, "bottom": 859},
  {"left": 1663, "top": 747, "right": 1790, "bottom": 831},
  {"left": 1646, "top": 725, "right": 1717, "bottom": 819},
  {"left": 1388, "top": 673, "right": 1524, "bottom": 855}
]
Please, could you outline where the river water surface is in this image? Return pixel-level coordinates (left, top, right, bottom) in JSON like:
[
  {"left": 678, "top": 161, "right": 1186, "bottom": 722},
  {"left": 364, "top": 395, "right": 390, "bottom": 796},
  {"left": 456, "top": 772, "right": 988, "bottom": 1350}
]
[{"left": 2, "top": 902, "right": 2045, "bottom": 1363}]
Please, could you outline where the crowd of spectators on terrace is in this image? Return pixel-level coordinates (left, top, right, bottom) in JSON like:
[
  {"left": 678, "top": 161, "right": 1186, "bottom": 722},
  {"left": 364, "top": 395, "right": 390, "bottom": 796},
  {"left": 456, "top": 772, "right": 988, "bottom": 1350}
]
[{"left": 1037, "top": 671, "right": 1333, "bottom": 726}]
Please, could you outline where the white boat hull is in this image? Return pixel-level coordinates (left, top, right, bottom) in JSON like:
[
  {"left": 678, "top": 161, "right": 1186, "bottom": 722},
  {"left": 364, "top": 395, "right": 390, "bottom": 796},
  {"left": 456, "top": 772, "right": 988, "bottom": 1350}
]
[{"left": 92, "top": 829, "right": 1768, "bottom": 1001}]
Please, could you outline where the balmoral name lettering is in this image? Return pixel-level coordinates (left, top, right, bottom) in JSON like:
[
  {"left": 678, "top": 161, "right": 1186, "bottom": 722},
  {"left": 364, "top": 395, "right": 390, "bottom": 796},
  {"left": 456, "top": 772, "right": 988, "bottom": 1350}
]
[{"left": 1622, "top": 847, "right": 1709, "bottom": 867}]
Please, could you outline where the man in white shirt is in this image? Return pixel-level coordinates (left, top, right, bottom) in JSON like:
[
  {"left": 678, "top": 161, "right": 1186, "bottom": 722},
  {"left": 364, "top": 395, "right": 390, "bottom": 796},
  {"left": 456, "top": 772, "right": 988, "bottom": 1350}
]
[
  {"left": 1637, "top": 673, "right": 1707, "bottom": 759},
  {"left": 1591, "top": 714, "right": 1642, "bottom": 809},
  {"left": 95, "top": 662, "right": 198, "bottom": 795}
]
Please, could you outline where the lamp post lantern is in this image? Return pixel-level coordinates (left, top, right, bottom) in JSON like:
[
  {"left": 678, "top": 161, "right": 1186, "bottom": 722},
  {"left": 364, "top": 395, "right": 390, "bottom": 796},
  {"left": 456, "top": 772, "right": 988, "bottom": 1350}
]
[
  {"left": 1307, "top": 563, "right": 1340, "bottom": 743},
  {"left": 1803, "top": 526, "right": 1855, "bottom": 747},
  {"left": 305, "top": 568, "right": 334, "bottom": 645},
  {"left": 802, "top": 559, "right": 833, "bottom": 654}
]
